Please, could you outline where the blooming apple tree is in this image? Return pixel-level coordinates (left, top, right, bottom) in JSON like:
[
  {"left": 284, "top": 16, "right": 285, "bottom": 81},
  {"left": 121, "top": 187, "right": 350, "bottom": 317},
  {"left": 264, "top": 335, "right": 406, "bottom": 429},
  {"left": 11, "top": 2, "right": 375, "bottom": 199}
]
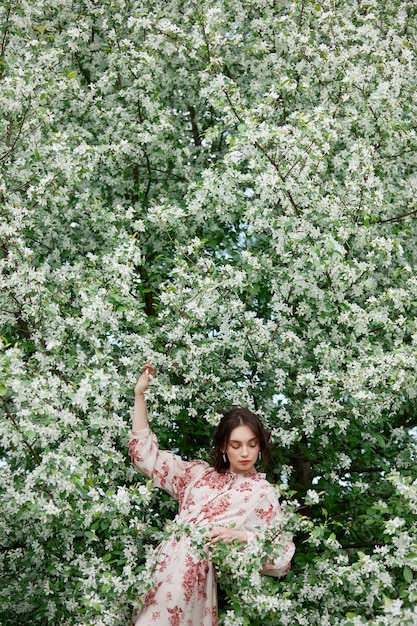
[{"left": 1, "top": 0, "right": 417, "bottom": 624}]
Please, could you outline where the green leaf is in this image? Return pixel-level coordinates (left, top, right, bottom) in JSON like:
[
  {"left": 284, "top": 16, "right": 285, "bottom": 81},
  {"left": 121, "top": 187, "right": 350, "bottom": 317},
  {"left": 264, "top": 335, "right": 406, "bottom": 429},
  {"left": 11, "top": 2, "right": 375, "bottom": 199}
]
[
  {"left": 375, "top": 434, "right": 385, "bottom": 448},
  {"left": 84, "top": 531, "right": 96, "bottom": 540},
  {"left": 403, "top": 565, "right": 413, "bottom": 583}
]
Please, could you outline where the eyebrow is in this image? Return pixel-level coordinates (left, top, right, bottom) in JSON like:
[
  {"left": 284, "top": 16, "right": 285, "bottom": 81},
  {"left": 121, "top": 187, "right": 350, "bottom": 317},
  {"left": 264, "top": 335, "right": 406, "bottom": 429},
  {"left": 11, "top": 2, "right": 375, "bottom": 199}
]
[{"left": 229, "top": 438, "right": 258, "bottom": 444}]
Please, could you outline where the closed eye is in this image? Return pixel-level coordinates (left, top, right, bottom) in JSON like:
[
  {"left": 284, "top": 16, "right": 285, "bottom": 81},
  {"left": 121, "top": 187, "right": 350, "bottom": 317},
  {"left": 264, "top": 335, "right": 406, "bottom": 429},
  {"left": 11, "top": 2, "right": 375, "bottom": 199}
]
[{"left": 229, "top": 439, "right": 258, "bottom": 448}]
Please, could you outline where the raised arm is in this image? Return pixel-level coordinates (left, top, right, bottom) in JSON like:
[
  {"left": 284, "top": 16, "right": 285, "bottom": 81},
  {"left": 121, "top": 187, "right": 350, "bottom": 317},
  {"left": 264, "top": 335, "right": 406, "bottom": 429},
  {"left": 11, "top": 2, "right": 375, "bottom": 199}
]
[
  {"left": 132, "top": 360, "right": 155, "bottom": 432},
  {"left": 129, "top": 361, "right": 207, "bottom": 498}
]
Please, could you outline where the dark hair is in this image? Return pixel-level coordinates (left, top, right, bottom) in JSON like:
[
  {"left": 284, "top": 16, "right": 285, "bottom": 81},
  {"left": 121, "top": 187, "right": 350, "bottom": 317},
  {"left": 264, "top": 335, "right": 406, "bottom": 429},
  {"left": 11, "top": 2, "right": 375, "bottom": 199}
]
[{"left": 211, "top": 407, "right": 272, "bottom": 473}]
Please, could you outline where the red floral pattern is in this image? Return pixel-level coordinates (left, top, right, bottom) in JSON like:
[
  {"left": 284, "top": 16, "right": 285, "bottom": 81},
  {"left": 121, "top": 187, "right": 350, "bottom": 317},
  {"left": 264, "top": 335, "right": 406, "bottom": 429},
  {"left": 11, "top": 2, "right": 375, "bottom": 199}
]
[
  {"left": 182, "top": 554, "right": 209, "bottom": 603},
  {"left": 168, "top": 605, "right": 184, "bottom": 626},
  {"left": 193, "top": 470, "right": 228, "bottom": 490},
  {"left": 174, "top": 465, "right": 199, "bottom": 508},
  {"left": 255, "top": 502, "right": 275, "bottom": 522},
  {"left": 200, "top": 494, "right": 232, "bottom": 520},
  {"left": 236, "top": 481, "right": 254, "bottom": 492}
]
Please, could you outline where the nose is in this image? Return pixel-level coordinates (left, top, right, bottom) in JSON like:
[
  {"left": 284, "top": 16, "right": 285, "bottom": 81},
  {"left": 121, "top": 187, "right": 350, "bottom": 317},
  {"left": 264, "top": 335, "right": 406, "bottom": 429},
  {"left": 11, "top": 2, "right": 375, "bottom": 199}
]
[{"left": 241, "top": 446, "right": 250, "bottom": 457}]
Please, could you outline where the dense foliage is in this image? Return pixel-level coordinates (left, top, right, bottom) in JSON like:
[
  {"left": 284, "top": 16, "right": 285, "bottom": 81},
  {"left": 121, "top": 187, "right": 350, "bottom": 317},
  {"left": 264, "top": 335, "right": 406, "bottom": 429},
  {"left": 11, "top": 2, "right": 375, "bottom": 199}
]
[{"left": 1, "top": 0, "right": 417, "bottom": 624}]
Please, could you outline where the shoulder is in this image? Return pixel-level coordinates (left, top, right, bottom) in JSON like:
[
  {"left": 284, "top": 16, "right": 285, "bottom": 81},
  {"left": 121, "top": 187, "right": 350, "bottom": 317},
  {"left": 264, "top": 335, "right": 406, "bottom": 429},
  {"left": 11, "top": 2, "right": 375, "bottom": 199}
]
[
  {"left": 174, "top": 459, "right": 210, "bottom": 484},
  {"left": 247, "top": 472, "right": 276, "bottom": 489},
  {"left": 173, "top": 460, "right": 209, "bottom": 500},
  {"left": 188, "top": 459, "right": 211, "bottom": 474},
  {"left": 191, "top": 465, "right": 229, "bottom": 488},
  {"left": 251, "top": 475, "right": 281, "bottom": 502}
]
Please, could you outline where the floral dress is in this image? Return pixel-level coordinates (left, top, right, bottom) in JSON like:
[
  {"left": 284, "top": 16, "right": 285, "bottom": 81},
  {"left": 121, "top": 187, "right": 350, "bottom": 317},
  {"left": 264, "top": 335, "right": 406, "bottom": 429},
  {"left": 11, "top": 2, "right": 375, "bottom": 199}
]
[{"left": 129, "top": 427, "right": 295, "bottom": 626}]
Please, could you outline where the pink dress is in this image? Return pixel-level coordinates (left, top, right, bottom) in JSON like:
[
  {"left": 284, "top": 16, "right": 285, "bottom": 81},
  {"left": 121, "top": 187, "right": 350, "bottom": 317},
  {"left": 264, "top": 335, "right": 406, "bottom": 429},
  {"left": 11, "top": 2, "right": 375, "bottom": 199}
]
[{"left": 129, "top": 427, "right": 295, "bottom": 626}]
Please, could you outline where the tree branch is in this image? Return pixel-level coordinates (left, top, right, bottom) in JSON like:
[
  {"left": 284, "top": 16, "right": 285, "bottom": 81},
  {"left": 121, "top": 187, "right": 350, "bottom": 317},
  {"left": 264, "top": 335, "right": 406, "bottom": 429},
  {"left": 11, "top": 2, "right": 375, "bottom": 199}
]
[
  {"left": 223, "top": 89, "right": 302, "bottom": 216},
  {"left": 377, "top": 206, "right": 417, "bottom": 224},
  {"left": 188, "top": 105, "right": 202, "bottom": 146},
  {"left": 2, "top": 397, "right": 42, "bottom": 466},
  {"left": 0, "top": 5, "right": 11, "bottom": 80}
]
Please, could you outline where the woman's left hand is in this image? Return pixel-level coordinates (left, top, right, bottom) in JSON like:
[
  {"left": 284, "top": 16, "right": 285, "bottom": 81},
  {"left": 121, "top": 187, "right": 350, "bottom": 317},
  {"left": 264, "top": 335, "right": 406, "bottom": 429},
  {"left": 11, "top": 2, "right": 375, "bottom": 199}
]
[{"left": 206, "top": 527, "right": 247, "bottom": 545}]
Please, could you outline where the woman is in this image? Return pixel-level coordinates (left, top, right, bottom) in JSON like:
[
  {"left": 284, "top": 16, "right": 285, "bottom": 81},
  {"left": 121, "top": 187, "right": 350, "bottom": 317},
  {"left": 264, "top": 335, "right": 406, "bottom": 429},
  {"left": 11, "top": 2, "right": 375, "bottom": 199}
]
[{"left": 129, "top": 361, "right": 295, "bottom": 625}]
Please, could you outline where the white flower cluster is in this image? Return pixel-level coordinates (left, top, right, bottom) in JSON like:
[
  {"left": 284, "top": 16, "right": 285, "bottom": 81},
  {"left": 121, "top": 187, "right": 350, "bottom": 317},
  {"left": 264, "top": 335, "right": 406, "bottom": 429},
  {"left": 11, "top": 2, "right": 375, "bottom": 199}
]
[{"left": 1, "top": 0, "right": 417, "bottom": 624}]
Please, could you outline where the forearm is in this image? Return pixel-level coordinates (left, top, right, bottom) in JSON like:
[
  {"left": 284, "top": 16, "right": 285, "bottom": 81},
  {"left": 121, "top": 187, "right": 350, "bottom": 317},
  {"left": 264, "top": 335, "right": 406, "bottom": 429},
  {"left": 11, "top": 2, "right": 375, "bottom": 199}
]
[{"left": 132, "top": 392, "right": 148, "bottom": 431}]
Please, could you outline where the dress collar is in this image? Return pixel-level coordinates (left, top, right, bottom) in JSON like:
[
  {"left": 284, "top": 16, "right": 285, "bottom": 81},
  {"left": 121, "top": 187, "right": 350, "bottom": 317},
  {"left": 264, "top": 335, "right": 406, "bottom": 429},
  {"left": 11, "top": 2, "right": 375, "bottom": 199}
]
[{"left": 225, "top": 468, "right": 265, "bottom": 479}]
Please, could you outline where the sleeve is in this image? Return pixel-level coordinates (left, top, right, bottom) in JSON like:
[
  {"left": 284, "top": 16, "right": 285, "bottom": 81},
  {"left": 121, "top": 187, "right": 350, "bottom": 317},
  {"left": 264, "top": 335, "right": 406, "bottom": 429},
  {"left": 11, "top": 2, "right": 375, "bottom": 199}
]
[
  {"left": 244, "top": 489, "right": 295, "bottom": 578},
  {"left": 128, "top": 427, "right": 206, "bottom": 501}
]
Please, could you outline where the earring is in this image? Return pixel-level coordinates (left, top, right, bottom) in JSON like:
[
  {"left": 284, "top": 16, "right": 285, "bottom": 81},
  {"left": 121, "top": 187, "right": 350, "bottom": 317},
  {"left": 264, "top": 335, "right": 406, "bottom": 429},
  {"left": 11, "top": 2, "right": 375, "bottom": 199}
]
[
  {"left": 258, "top": 450, "right": 262, "bottom": 461},
  {"left": 222, "top": 452, "right": 227, "bottom": 463}
]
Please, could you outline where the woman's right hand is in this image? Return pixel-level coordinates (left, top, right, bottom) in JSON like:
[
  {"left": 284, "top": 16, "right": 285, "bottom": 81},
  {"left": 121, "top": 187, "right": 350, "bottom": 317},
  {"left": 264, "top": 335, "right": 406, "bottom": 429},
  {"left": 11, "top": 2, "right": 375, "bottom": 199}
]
[{"left": 134, "top": 360, "right": 156, "bottom": 396}]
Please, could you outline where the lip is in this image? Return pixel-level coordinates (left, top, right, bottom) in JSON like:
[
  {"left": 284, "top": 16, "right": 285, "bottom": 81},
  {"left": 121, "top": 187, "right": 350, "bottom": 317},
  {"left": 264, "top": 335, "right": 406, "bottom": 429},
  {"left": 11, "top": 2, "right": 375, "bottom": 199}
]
[{"left": 239, "top": 460, "right": 250, "bottom": 464}]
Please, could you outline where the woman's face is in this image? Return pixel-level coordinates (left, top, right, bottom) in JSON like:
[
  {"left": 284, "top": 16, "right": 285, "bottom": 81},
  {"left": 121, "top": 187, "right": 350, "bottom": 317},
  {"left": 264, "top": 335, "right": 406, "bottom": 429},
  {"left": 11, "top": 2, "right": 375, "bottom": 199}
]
[{"left": 225, "top": 424, "right": 260, "bottom": 474}]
